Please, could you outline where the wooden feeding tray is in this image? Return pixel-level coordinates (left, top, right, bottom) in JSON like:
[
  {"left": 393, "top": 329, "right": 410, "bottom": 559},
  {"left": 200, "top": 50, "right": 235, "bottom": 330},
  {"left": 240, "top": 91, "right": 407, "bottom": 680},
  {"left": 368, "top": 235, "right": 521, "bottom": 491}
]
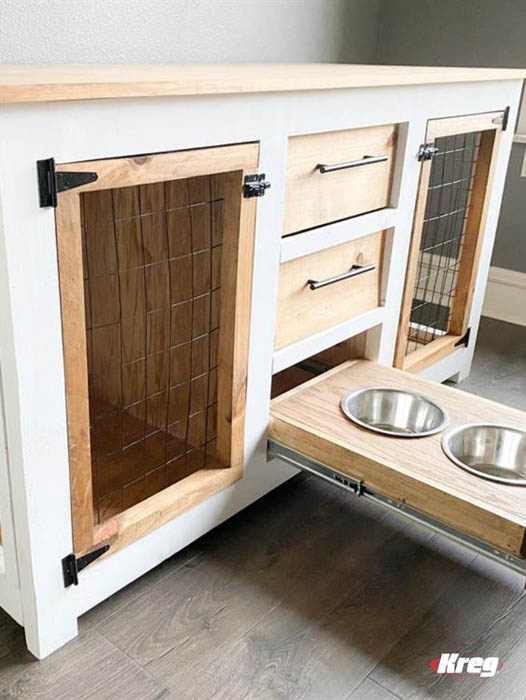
[{"left": 269, "top": 360, "right": 526, "bottom": 564}]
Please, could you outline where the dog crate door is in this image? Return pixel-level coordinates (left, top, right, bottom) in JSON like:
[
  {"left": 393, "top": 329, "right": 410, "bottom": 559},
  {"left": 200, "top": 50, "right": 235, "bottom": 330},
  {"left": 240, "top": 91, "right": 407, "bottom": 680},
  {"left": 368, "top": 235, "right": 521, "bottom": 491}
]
[
  {"left": 54, "top": 144, "right": 259, "bottom": 556},
  {"left": 394, "top": 111, "right": 505, "bottom": 373}
]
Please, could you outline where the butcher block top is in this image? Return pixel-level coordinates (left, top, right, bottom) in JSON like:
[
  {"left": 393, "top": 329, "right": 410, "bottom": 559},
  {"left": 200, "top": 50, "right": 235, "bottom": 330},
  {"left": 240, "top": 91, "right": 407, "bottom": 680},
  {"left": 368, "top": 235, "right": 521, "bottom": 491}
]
[{"left": 0, "top": 64, "right": 525, "bottom": 104}]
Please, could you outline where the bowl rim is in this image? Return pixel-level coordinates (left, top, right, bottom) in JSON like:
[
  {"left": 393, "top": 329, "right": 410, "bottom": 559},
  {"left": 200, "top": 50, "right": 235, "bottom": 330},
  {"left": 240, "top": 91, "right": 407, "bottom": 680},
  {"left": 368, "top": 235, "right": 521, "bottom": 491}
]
[
  {"left": 340, "top": 386, "right": 450, "bottom": 438},
  {"left": 441, "top": 422, "right": 526, "bottom": 486}
]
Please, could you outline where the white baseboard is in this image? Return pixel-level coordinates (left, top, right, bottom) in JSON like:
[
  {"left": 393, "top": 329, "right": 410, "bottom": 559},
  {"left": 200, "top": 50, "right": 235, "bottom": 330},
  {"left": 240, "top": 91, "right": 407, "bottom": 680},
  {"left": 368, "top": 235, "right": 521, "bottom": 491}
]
[{"left": 482, "top": 266, "right": 526, "bottom": 326}]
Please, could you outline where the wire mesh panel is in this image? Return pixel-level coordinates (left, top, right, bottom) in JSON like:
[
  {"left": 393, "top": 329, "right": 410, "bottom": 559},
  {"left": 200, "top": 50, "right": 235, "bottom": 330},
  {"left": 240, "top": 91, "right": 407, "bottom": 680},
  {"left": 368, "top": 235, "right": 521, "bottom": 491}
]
[
  {"left": 405, "top": 131, "right": 481, "bottom": 356},
  {"left": 80, "top": 174, "right": 226, "bottom": 523}
]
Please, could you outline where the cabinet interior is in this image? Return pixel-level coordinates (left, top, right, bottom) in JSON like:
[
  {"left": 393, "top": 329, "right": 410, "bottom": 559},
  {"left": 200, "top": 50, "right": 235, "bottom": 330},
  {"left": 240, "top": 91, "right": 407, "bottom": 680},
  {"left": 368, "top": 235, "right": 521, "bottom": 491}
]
[
  {"left": 394, "top": 112, "right": 501, "bottom": 373},
  {"left": 81, "top": 175, "right": 229, "bottom": 524},
  {"left": 271, "top": 332, "right": 367, "bottom": 398},
  {"left": 404, "top": 130, "right": 481, "bottom": 357}
]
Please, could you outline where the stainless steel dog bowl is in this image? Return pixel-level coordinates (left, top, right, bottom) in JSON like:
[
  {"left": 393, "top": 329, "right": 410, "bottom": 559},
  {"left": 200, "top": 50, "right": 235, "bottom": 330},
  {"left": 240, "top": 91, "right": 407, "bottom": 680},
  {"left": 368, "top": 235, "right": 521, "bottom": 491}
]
[
  {"left": 442, "top": 424, "right": 526, "bottom": 485},
  {"left": 340, "top": 387, "right": 449, "bottom": 437}
]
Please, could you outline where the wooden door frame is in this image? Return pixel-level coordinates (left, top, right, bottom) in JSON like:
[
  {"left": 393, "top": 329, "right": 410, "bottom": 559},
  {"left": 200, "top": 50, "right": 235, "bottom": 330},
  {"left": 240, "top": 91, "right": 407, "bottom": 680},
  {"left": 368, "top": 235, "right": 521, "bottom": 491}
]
[
  {"left": 54, "top": 143, "right": 259, "bottom": 555},
  {"left": 394, "top": 111, "right": 503, "bottom": 372}
]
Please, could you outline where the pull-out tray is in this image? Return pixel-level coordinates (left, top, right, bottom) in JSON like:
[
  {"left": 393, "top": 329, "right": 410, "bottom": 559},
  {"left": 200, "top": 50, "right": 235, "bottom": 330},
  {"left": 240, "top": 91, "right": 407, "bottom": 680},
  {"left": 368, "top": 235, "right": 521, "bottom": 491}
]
[{"left": 269, "top": 360, "right": 526, "bottom": 572}]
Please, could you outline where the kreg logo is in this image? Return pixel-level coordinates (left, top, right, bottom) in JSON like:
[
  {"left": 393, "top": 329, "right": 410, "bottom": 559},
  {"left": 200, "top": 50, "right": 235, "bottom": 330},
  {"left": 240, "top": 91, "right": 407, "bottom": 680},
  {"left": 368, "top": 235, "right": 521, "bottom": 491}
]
[{"left": 429, "top": 653, "right": 502, "bottom": 678}]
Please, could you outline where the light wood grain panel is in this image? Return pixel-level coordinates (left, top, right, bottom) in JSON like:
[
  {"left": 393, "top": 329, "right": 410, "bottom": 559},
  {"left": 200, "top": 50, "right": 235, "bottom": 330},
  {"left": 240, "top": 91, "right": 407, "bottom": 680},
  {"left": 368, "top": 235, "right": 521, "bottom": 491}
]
[
  {"left": 275, "top": 232, "right": 384, "bottom": 349},
  {"left": 56, "top": 144, "right": 259, "bottom": 193},
  {"left": 216, "top": 171, "right": 257, "bottom": 468},
  {"left": 1, "top": 64, "right": 524, "bottom": 103},
  {"left": 402, "top": 334, "right": 460, "bottom": 374},
  {"left": 55, "top": 192, "right": 94, "bottom": 554},
  {"left": 310, "top": 333, "right": 367, "bottom": 367},
  {"left": 270, "top": 360, "right": 526, "bottom": 557},
  {"left": 284, "top": 125, "right": 397, "bottom": 234},
  {"left": 450, "top": 128, "right": 501, "bottom": 335},
  {"left": 271, "top": 367, "right": 318, "bottom": 399},
  {"left": 93, "top": 464, "right": 242, "bottom": 556},
  {"left": 393, "top": 159, "right": 432, "bottom": 368},
  {"left": 395, "top": 113, "right": 502, "bottom": 372},
  {"left": 271, "top": 334, "right": 366, "bottom": 398},
  {"left": 56, "top": 143, "right": 259, "bottom": 557},
  {"left": 426, "top": 111, "right": 504, "bottom": 140}
]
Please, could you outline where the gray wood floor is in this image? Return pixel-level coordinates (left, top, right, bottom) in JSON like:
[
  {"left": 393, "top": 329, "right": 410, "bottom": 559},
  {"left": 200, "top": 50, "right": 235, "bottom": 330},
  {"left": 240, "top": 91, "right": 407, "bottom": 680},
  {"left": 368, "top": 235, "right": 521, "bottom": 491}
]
[{"left": 1, "top": 317, "right": 525, "bottom": 700}]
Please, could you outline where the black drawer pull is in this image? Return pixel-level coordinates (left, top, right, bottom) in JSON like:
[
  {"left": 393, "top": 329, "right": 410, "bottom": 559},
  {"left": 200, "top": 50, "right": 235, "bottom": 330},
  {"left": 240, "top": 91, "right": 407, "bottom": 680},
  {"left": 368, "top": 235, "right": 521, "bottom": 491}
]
[
  {"left": 307, "top": 263, "right": 375, "bottom": 290},
  {"left": 316, "top": 155, "right": 388, "bottom": 174}
]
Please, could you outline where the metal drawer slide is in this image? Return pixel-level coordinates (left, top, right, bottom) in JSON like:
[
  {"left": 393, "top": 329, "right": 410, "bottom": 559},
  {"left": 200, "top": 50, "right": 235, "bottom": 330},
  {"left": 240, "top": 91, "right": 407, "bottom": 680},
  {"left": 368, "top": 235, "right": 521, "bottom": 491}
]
[{"left": 268, "top": 439, "right": 526, "bottom": 576}]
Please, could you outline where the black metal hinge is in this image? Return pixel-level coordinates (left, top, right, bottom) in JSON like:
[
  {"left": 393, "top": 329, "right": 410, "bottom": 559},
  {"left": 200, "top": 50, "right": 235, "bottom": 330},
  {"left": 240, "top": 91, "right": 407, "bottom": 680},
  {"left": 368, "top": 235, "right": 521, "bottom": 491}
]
[
  {"left": 62, "top": 544, "right": 110, "bottom": 587},
  {"left": 455, "top": 327, "right": 472, "bottom": 348},
  {"left": 243, "top": 173, "right": 271, "bottom": 198},
  {"left": 492, "top": 106, "right": 510, "bottom": 131},
  {"left": 418, "top": 144, "right": 439, "bottom": 161},
  {"left": 37, "top": 157, "right": 98, "bottom": 208},
  {"left": 502, "top": 106, "right": 510, "bottom": 131}
]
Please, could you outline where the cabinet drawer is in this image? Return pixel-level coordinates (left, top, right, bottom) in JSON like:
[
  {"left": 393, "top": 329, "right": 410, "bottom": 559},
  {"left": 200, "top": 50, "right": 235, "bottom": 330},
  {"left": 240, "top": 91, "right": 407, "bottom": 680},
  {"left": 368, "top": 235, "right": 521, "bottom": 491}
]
[
  {"left": 270, "top": 360, "right": 526, "bottom": 563},
  {"left": 283, "top": 124, "right": 398, "bottom": 235},
  {"left": 275, "top": 232, "right": 384, "bottom": 349}
]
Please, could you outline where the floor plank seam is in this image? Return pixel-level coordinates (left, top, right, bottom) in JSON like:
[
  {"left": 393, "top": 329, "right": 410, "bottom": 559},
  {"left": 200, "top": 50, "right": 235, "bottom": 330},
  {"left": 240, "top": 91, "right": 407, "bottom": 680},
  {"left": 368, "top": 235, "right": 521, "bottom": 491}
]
[
  {"left": 143, "top": 590, "right": 286, "bottom": 680},
  {"left": 364, "top": 547, "right": 480, "bottom": 694},
  {"left": 93, "top": 549, "right": 206, "bottom": 632},
  {"left": 366, "top": 676, "right": 407, "bottom": 700},
  {"left": 427, "top": 587, "right": 526, "bottom": 694},
  {"left": 93, "top": 627, "right": 169, "bottom": 689}
]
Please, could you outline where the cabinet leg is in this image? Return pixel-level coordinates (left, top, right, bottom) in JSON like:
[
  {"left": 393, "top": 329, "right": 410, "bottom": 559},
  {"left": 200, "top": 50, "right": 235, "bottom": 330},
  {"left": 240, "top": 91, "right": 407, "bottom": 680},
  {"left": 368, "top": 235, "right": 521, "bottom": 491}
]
[
  {"left": 23, "top": 608, "right": 78, "bottom": 660},
  {"left": 448, "top": 351, "right": 474, "bottom": 384}
]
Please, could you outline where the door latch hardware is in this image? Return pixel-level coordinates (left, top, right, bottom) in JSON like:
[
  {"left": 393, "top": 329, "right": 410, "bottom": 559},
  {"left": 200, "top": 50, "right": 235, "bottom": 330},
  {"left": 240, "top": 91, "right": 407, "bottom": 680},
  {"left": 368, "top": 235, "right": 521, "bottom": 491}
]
[
  {"left": 37, "top": 157, "right": 98, "bottom": 208},
  {"left": 418, "top": 144, "right": 439, "bottom": 161},
  {"left": 455, "top": 327, "right": 471, "bottom": 348},
  {"left": 492, "top": 106, "right": 510, "bottom": 131},
  {"left": 62, "top": 544, "right": 110, "bottom": 587},
  {"left": 243, "top": 173, "right": 271, "bottom": 198}
]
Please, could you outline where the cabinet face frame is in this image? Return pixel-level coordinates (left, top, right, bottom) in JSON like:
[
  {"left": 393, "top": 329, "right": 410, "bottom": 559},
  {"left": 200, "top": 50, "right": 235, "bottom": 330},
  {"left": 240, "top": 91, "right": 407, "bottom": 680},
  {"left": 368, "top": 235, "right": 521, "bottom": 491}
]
[
  {"left": 394, "top": 111, "right": 504, "bottom": 373},
  {"left": 54, "top": 143, "right": 259, "bottom": 556}
]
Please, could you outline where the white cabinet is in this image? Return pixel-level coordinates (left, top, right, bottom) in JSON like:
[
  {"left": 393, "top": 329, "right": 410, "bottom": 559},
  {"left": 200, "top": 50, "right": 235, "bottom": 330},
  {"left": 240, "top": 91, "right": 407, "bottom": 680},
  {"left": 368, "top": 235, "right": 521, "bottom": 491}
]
[{"left": 0, "top": 64, "right": 523, "bottom": 658}]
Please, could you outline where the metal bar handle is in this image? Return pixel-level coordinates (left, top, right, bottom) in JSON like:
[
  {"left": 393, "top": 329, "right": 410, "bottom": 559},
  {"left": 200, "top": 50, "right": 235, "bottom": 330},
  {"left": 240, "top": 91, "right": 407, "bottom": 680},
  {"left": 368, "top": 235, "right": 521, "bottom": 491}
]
[
  {"left": 307, "top": 263, "right": 375, "bottom": 291},
  {"left": 316, "top": 155, "right": 388, "bottom": 174}
]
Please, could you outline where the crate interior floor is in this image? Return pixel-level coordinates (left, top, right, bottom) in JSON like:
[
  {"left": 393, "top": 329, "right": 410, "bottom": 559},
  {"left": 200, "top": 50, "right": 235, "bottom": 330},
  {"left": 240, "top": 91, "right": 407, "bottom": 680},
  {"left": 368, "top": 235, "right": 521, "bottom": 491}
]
[{"left": 1, "top": 317, "right": 525, "bottom": 700}]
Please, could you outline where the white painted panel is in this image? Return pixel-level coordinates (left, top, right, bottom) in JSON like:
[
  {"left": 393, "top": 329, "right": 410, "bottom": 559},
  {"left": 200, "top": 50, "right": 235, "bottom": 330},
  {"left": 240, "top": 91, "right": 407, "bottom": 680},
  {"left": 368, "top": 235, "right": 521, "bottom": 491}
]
[
  {"left": 280, "top": 208, "right": 399, "bottom": 262},
  {"left": 0, "top": 198, "right": 22, "bottom": 624}
]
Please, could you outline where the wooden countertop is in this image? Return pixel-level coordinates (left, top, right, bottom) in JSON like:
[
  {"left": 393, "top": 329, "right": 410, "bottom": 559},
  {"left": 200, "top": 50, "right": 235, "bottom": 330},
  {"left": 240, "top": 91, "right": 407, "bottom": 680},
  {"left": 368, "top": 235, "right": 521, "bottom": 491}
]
[{"left": 0, "top": 64, "right": 525, "bottom": 104}]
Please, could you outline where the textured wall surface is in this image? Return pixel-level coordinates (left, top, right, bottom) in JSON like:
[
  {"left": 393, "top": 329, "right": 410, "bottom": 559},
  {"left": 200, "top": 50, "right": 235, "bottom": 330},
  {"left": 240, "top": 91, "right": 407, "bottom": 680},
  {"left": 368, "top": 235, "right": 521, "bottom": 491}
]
[
  {"left": 376, "top": 0, "right": 526, "bottom": 273},
  {"left": 0, "top": 0, "right": 522, "bottom": 271},
  {"left": 0, "top": 0, "right": 380, "bottom": 63},
  {"left": 490, "top": 145, "right": 526, "bottom": 272}
]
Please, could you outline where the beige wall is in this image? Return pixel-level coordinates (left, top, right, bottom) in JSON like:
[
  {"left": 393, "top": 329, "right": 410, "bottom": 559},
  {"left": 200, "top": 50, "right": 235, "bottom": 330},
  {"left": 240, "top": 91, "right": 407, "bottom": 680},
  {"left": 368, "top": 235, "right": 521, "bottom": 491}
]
[
  {"left": 1, "top": 0, "right": 523, "bottom": 271},
  {"left": 0, "top": 0, "right": 380, "bottom": 64}
]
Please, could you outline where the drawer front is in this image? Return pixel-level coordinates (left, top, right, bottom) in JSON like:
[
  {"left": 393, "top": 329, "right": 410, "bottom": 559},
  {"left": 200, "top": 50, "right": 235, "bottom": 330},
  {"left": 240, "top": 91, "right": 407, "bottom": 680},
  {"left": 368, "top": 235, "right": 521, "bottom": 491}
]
[
  {"left": 275, "top": 231, "right": 384, "bottom": 349},
  {"left": 283, "top": 124, "right": 397, "bottom": 235}
]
